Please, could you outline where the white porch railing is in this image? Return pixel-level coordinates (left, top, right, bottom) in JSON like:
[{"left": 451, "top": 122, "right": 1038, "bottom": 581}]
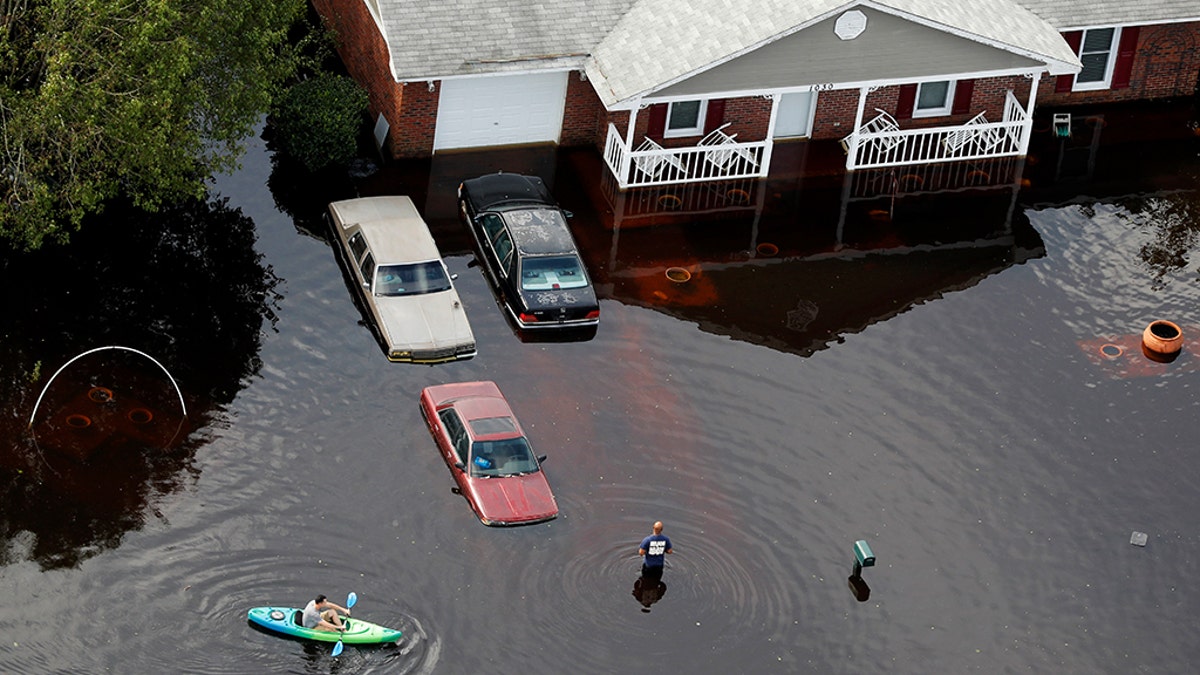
[
  {"left": 604, "top": 123, "right": 768, "bottom": 189},
  {"left": 845, "top": 91, "right": 1031, "bottom": 171}
]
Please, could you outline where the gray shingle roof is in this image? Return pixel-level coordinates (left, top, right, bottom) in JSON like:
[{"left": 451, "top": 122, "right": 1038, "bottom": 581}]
[
  {"left": 373, "top": 0, "right": 1196, "bottom": 103},
  {"left": 1016, "top": 0, "right": 1200, "bottom": 30},
  {"left": 377, "top": 0, "right": 633, "bottom": 79}
]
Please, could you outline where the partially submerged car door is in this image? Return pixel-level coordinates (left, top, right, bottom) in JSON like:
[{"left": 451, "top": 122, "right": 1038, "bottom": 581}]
[
  {"left": 437, "top": 408, "right": 469, "bottom": 469},
  {"left": 477, "top": 214, "right": 510, "bottom": 282}
]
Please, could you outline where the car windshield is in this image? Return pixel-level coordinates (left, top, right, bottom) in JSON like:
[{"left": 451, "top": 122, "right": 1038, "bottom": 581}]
[
  {"left": 519, "top": 255, "right": 588, "bottom": 291},
  {"left": 468, "top": 437, "right": 539, "bottom": 477},
  {"left": 374, "top": 261, "right": 451, "bottom": 296}
]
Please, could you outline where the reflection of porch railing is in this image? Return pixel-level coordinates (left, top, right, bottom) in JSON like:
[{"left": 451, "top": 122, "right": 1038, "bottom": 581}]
[
  {"left": 604, "top": 124, "right": 767, "bottom": 189},
  {"left": 599, "top": 169, "right": 760, "bottom": 224},
  {"left": 845, "top": 91, "right": 1030, "bottom": 171},
  {"left": 848, "top": 156, "right": 1024, "bottom": 199}
]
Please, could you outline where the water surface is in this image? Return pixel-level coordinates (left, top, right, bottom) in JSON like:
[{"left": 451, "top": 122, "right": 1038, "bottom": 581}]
[{"left": 1, "top": 101, "right": 1198, "bottom": 674}]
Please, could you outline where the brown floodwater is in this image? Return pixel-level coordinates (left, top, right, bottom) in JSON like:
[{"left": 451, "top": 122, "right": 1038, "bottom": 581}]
[{"left": 1, "top": 99, "right": 1198, "bottom": 673}]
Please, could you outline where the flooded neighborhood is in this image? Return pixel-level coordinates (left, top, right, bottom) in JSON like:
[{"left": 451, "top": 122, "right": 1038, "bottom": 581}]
[{"left": 2, "top": 1, "right": 1199, "bottom": 673}]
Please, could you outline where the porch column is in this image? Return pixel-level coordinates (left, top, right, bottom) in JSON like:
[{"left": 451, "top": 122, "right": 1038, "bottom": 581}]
[
  {"left": 1019, "top": 72, "right": 1040, "bottom": 156},
  {"left": 847, "top": 87, "right": 869, "bottom": 171},
  {"left": 617, "top": 104, "right": 640, "bottom": 189},
  {"left": 761, "top": 93, "right": 781, "bottom": 178}
]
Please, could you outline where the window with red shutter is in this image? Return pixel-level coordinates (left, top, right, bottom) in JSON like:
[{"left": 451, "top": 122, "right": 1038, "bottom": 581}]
[
  {"left": 1111, "top": 26, "right": 1139, "bottom": 89},
  {"left": 647, "top": 104, "right": 667, "bottom": 140},
  {"left": 896, "top": 84, "right": 917, "bottom": 120},
  {"left": 951, "top": 80, "right": 974, "bottom": 115}
]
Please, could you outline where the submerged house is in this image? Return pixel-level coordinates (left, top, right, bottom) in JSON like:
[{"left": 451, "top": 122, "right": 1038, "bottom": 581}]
[{"left": 313, "top": 0, "right": 1200, "bottom": 188}]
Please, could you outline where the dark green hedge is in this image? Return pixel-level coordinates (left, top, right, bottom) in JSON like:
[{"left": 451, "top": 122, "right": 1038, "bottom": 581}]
[{"left": 272, "top": 75, "right": 369, "bottom": 171}]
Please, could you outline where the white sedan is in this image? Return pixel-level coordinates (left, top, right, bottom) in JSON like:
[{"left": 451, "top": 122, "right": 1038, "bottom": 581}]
[{"left": 327, "top": 196, "right": 476, "bottom": 363}]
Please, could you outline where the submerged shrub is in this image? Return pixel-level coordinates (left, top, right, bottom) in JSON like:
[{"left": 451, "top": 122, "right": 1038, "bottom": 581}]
[{"left": 272, "top": 75, "right": 369, "bottom": 171}]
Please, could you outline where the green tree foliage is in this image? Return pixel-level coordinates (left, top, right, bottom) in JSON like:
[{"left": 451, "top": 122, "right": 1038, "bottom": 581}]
[
  {"left": 271, "top": 74, "right": 368, "bottom": 172},
  {"left": 0, "top": 0, "right": 307, "bottom": 249}
]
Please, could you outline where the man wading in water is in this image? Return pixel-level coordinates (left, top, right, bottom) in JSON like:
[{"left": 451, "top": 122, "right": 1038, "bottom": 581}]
[{"left": 638, "top": 521, "right": 674, "bottom": 579}]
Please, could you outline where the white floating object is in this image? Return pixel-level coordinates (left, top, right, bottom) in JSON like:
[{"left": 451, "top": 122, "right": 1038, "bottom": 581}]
[{"left": 1130, "top": 531, "right": 1148, "bottom": 547}]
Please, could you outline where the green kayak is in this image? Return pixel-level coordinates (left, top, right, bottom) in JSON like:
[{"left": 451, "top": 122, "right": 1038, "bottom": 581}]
[{"left": 247, "top": 606, "right": 403, "bottom": 644}]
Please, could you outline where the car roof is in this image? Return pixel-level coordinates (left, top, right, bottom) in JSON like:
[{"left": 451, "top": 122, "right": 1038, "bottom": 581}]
[
  {"left": 462, "top": 173, "right": 556, "bottom": 212},
  {"left": 455, "top": 394, "right": 516, "bottom": 428},
  {"left": 503, "top": 209, "right": 580, "bottom": 256},
  {"left": 328, "top": 196, "right": 441, "bottom": 263}
]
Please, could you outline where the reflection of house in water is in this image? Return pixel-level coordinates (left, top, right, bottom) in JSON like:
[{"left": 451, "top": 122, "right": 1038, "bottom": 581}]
[
  {"left": 1023, "top": 100, "right": 1200, "bottom": 199},
  {"left": 576, "top": 143, "right": 1043, "bottom": 357}
]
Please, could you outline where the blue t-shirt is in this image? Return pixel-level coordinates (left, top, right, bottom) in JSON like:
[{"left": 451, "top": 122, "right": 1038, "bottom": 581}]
[{"left": 640, "top": 534, "right": 672, "bottom": 567}]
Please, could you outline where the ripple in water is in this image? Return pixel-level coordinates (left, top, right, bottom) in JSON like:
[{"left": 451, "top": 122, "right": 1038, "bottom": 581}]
[{"left": 528, "top": 481, "right": 799, "bottom": 669}]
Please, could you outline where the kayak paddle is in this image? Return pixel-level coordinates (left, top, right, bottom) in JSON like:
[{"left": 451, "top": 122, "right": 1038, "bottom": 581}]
[{"left": 331, "top": 592, "right": 358, "bottom": 657}]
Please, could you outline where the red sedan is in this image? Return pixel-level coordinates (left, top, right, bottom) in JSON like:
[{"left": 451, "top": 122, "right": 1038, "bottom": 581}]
[{"left": 419, "top": 381, "right": 558, "bottom": 526}]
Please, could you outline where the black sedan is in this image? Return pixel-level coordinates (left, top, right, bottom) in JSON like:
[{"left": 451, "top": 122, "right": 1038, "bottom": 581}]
[{"left": 458, "top": 173, "right": 599, "bottom": 330}]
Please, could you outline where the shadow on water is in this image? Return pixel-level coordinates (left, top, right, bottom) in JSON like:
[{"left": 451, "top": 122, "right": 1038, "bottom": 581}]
[
  {"left": 360, "top": 143, "right": 1045, "bottom": 358},
  {"left": 0, "top": 196, "right": 280, "bottom": 569},
  {"left": 631, "top": 573, "right": 667, "bottom": 613},
  {"left": 263, "top": 125, "right": 366, "bottom": 241}
]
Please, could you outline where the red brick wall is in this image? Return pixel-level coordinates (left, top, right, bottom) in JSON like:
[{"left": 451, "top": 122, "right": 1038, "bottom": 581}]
[
  {"left": 310, "top": 0, "right": 410, "bottom": 154},
  {"left": 395, "top": 83, "right": 438, "bottom": 157},
  {"left": 1038, "top": 21, "right": 1200, "bottom": 106},
  {"left": 812, "top": 89, "right": 882, "bottom": 139},
  {"left": 563, "top": 73, "right": 606, "bottom": 147},
  {"left": 597, "top": 110, "right": 632, "bottom": 153},
  {"left": 723, "top": 97, "right": 773, "bottom": 138}
]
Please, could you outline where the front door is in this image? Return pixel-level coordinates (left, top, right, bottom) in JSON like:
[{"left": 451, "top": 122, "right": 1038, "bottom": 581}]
[{"left": 774, "top": 92, "right": 815, "bottom": 138}]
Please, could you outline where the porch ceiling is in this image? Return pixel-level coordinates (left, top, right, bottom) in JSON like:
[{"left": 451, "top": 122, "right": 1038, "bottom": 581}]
[{"left": 654, "top": 7, "right": 1044, "bottom": 100}]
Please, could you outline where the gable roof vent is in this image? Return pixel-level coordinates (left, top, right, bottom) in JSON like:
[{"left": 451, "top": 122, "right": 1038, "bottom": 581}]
[{"left": 835, "top": 10, "right": 868, "bottom": 41}]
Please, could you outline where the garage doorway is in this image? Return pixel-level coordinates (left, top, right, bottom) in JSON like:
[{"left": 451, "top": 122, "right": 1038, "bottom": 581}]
[{"left": 433, "top": 72, "right": 569, "bottom": 152}]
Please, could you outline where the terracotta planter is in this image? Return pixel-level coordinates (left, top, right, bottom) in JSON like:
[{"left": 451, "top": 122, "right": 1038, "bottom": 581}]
[
  {"left": 665, "top": 267, "right": 691, "bottom": 283},
  {"left": 1142, "top": 320, "right": 1183, "bottom": 360}
]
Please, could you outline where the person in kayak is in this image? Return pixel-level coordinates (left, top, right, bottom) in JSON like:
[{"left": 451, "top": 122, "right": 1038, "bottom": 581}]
[
  {"left": 638, "top": 521, "right": 674, "bottom": 579},
  {"left": 302, "top": 593, "right": 351, "bottom": 632}
]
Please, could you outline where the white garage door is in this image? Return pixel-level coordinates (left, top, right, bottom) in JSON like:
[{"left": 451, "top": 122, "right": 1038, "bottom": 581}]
[{"left": 433, "top": 72, "right": 569, "bottom": 152}]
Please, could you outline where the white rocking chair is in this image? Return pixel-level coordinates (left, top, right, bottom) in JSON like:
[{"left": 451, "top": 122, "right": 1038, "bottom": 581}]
[
  {"left": 698, "top": 123, "right": 758, "bottom": 172},
  {"left": 633, "top": 137, "right": 687, "bottom": 180},
  {"left": 841, "top": 109, "right": 904, "bottom": 155}
]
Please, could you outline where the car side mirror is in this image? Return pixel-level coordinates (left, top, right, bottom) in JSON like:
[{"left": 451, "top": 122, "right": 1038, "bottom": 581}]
[
  {"left": 454, "top": 462, "right": 465, "bottom": 470},
  {"left": 537, "top": 455, "right": 548, "bottom": 463},
  {"left": 450, "top": 486, "right": 462, "bottom": 495},
  {"left": 562, "top": 210, "right": 574, "bottom": 219},
  {"left": 450, "top": 273, "right": 459, "bottom": 281}
]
